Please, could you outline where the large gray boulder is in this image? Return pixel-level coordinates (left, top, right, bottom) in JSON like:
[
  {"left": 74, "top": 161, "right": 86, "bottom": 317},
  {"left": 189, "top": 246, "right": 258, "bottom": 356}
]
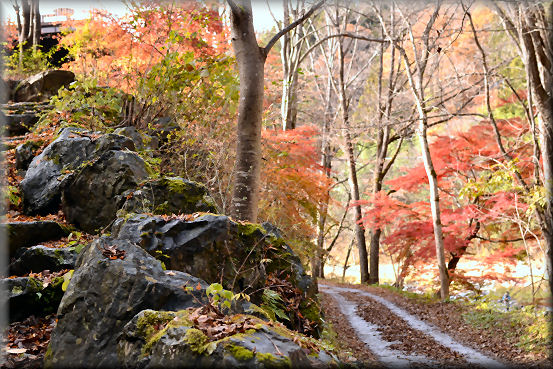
[
  {"left": 13, "top": 70, "right": 75, "bottom": 102},
  {"left": 9, "top": 245, "right": 77, "bottom": 275},
  {"left": 117, "top": 309, "right": 336, "bottom": 369},
  {"left": 44, "top": 237, "right": 209, "bottom": 368},
  {"left": 20, "top": 127, "right": 96, "bottom": 215},
  {"left": 5, "top": 221, "right": 70, "bottom": 257},
  {"left": 20, "top": 127, "right": 135, "bottom": 215},
  {"left": 112, "top": 214, "right": 266, "bottom": 295},
  {"left": 62, "top": 150, "right": 148, "bottom": 233},
  {"left": 118, "top": 177, "right": 217, "bottom": 216},
  {"left": 111, "top": 214, "right": 320, "bottom": 335},
  {"left": 112, "top": 214, "right": 313, "bottom": 298}
]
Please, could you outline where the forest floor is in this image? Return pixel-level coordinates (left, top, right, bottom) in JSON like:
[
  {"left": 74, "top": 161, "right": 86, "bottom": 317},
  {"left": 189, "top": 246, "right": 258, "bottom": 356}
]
[{"left": 319, "top": 280, "right": 550, "bottom": 368}]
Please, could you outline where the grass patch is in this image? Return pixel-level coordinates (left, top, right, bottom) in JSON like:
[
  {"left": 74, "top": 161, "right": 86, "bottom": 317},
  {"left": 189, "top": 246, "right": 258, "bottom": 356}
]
[{"left": 461, "top": 296, "right": 551, "bottom": 356}]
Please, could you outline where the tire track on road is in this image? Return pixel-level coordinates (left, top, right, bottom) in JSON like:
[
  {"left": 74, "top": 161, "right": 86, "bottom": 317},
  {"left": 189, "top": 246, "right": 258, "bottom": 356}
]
[{"left": 320, "top": 284, "right": 507, "bottom": 368}]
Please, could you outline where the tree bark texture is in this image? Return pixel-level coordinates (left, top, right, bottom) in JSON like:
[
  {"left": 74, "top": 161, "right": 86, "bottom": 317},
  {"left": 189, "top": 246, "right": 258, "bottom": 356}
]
[
  {"left": 418, "top": 118, "right": 449, "bottom": 299},
  {"left": 227, "top": 0, "right": 321, "bottom": 222},
  {"left": 514, "top": 2, "right": 553, "bottom": 304},
  {"left": 229, "top": 0, "right": 265, "bottom": 222}
]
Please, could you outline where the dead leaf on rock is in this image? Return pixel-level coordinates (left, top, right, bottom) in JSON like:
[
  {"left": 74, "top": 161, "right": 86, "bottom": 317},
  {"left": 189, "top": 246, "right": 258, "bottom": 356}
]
[{"left": 101, "top": 245, "right": 126, "bottom": 260}]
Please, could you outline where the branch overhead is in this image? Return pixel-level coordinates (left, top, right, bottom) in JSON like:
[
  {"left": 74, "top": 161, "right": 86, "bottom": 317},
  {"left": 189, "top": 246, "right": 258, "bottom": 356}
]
[{"left": 263, "top": 0, "right": 325, "bottom": 57}]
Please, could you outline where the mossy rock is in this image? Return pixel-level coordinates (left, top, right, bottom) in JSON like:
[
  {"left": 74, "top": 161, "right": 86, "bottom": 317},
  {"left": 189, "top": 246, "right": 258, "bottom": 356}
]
[
  {"left": 1, "top": 275, "right": 66, "bottom": 322},
  {"left": 9, "top": 245, "right": 77, "bottom": 275},
  {"left": 118, "top": 176, "right": 217, "bottom": 216},
  {"left": 111, "top": 214, "right": 322, "bottom": 336},
  {"left": 118, "top": 309, "right": 337, "bottom": 368},
  {"left": 15, "top": 139, "right": 44, "bottom": 170}
]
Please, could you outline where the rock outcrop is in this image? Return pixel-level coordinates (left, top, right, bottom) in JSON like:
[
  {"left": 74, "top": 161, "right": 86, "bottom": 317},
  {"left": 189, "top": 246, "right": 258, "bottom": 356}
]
[
  {"left": 20, "top": 127, "right": 136, "bottom": 215},
  {"left": 1, "top": 276, "right": 65, "bottom": 323},
  {"left": 1, "top": 101, "right": 51, "bottom": 136},
  {"left": 117, "top": 309, "right": 335, "bottom": 369},
  {"left": 61, "top": 150, "right": 148, "bottom": 233},
  {"left": 111, "top": 214, "right": 321, "bottom": 335},
  {"left": 118, "top": 177, "right": 217, "bottom": 216},
  {"left": 9, "top": 245, "right": 77, "bottom": 275},
  {"left": 12, "top": 70, "right": 75, "bottom": 102},
  {"left": 45, "top": 237, "right": 208, "bottom": 368},
  {"left": 5, "top": 221, "right": 70, "bottom": 257},
  {"left": 15, "top": 140, "right": 44, "bottom": 171},
  {"left": 20, "top": 127, "right": 98, "bottom": 215}
]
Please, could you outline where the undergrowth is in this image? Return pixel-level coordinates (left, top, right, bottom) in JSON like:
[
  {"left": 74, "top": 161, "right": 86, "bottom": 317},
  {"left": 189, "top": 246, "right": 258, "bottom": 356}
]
[{"left": 461, "top": 296, "right": 550, "bottom": 356}]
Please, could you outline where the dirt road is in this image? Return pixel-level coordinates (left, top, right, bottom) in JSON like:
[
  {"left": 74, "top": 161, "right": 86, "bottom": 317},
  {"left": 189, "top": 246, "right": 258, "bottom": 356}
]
[{"left": 319, "top": 281, "right": 546, "bottom": 368}]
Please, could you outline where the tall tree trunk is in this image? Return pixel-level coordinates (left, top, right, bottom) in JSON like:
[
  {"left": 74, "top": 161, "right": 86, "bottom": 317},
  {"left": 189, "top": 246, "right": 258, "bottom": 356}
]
[
  {"left": 19, "top": 0, "right": 31, "bottom": 67},
  {"left": 369, "top": 35, "right": 386, "bottom": 285},
  {"left": 227, "top": 0, "right": 322, "bottom": 222},
  {"left": 418, "top": 116, "right": 449, "bottom": 299},
  {"left": 369, "top": 125, "right": 385, "bottom": 284},
  {"left": 31, "top": 0, "right": 41, "bottom": 51},
  {"left": 228, "top": 0, "right": 265, "bottom": 222},
  {"left": 313, "top": 79, "right": 334, "bottom": 279},
  {"left": 368, "top": 12, "right": 402, "bottom": 285},
  {"left": 534, "top": 97, "right": 553, "bottom": 299},
  {"left": 390, "top": 3, "right": 448, "bottom": 299},
  {"left": 280, "top": 0, "right": 303, "bottom": 130},
  {"left": 338, "top": 38, "right": 369, "bottom": 284},
  {"left": 282, "top": 73, "right": 299, "bottom": 130},
  {"left": 343, "top": 102, "right": 368, "bottom": 284},
  {"left": 517, "top": 2, "right": 553, "bottom": 304}
]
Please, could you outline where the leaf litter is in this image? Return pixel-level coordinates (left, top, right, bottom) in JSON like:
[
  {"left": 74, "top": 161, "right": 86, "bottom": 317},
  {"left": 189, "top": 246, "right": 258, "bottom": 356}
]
[{"left": 2, "top": 314, "right": 57, "bottom": 369}]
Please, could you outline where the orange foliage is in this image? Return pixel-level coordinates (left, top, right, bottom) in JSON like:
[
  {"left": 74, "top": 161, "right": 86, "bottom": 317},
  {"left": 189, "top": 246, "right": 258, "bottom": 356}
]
[
  {"left": 58, "top": 1, "right": 228, "bottom": 90},
  {"left": 260, "top": 126, "right": 334, "bottom": 242}
]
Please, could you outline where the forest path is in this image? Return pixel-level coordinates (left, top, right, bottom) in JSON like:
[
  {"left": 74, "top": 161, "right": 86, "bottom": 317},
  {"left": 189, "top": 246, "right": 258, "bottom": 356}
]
[{"left": 319, "top": 281, "right": 508, "bottom": 368}]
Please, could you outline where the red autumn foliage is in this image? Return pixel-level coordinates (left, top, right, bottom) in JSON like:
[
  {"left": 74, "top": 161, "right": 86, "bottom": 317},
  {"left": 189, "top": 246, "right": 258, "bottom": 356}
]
[
  {"left": 356, "top": 102, "right": 540, "bottom": 285},
  {"left": 260, "top": 126, "right": 334, "bottom": 246}
]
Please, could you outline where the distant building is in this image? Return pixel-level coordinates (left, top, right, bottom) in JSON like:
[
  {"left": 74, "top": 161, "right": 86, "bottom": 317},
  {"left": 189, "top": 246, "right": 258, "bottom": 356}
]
[{"left": 41, "top": 8, "right": 75, "bottom": 35}]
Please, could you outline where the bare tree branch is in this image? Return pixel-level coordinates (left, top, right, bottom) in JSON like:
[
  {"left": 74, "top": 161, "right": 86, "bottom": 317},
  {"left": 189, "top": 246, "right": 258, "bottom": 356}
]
[{"left": 263, "top": 0, "right": 324, "bottom": 56}]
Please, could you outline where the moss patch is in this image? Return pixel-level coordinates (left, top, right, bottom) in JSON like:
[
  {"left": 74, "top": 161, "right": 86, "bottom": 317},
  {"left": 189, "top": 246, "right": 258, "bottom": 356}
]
[
  {"left": 136, "top": 310, "right": 176, "bottom": 339},
  {"left": 299, "top": 298, "right": 322, "bottom": 324},
  {"left": 11, "top": 285, "right": 23, "bottom": 294},
  {"left": 226, "top": 343, "right": 254, "bottom": 361},
  {"left": 184, "top": 328, "right": 217, "bottom": 355},
  {"left": 237, "top": 222, "right": 266, "bottom": 239},
  {"left": 255, "top": 351, "right": 291, "bottom": 367},
  {"left": 26, "top": 277, "right": 43, "bottom": 292}
]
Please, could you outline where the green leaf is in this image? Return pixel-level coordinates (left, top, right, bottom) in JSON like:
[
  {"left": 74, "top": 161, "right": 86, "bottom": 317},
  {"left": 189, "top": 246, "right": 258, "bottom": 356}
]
[
  {"left": 74, "top": 243, "right": 86, "bottom": 254},
  {"left": 274, "top": 308, "right": 290, "bottom": 321},
  {"left": 221, "top": 290, "right": 233, "bottom": 300},
  {"left": 206, "top": 283, "right": 223, "bottom": 296},
  {"left": 62, "top": 270, "right": 74, "bottom": 292}
]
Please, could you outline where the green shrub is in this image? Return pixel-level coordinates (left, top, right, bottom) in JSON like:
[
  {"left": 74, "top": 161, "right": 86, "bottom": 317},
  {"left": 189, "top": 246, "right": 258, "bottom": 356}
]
[{"left": 2, "top": 44, "right": 55, "bottom": 79}]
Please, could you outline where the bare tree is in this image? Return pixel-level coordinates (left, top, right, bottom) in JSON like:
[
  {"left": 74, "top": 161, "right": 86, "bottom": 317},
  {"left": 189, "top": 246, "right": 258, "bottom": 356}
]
[
  {"left": 375, "top": 1, "right": 477, "bottom": 298},
  {"left": 367, "top": 2, "right": 408, "bottom": 284},
  {"left": 302, "top": 1, "right": 387, "bottom": 283},
  {"left": 493, "top": 0, "right": 553, "bottom": 303},
  {"left": 12, "top": 0, "right": 41, "bottom": 67},
  {"left": 278, "top": 0, "right": 308, "bottom": 130}
]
